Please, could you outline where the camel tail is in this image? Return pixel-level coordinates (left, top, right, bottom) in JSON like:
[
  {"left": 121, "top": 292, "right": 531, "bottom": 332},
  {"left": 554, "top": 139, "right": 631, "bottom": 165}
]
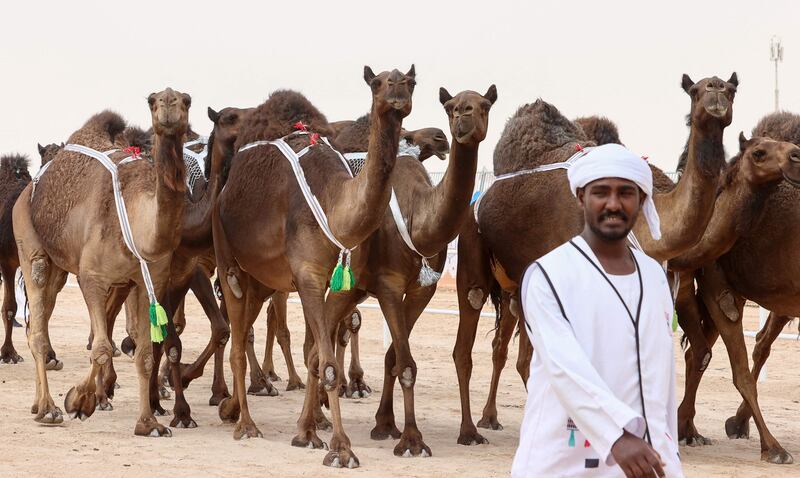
[{"left": 0, "top": 154, "right": 30, "bottom": 175}]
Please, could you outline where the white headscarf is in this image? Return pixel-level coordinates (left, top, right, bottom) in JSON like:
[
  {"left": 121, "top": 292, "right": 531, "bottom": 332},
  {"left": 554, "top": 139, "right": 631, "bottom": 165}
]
[{"left": 567, "top": 143, "right": 661, "bottom": 240}]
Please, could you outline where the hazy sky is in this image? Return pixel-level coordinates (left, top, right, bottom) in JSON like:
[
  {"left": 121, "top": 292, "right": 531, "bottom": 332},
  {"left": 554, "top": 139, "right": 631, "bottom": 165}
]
[{"left": 3, "top": 1, "right": 799, "bottom": 174}]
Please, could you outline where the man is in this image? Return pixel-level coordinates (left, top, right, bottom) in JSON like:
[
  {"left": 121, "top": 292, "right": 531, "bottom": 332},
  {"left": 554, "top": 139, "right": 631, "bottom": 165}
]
[{"left": 511, "top": 144, "right": 683, "bottom": 478}]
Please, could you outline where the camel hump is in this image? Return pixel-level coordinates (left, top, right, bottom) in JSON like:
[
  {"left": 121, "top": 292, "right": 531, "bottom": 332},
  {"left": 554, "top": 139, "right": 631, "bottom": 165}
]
[
  {"left": 122, "top": 126, "right": 153, "bottom": 151},
  {"left": 574, "top": 116, "right": 622, "bottom": 146},
  {"left": 0, "top": 154, "right": 30, "bottom": 176},
  {"left": 81, "top": 110, "right": 127, "bottom": 143},
  {"left": 752, "top": 111, "right": 800, "bottom": 144},
  {"left": 238, "top": 90, "right": 332, "bottom": 146},
  {"left": 493, "top": 98, "right": 586, "bottom": 174}
]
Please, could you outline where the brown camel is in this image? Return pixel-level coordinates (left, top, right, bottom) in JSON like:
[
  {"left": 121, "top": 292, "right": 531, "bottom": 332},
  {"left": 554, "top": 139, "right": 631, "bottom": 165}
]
[
  {"left": 667, "top": 113, "right": 800, "bottom": 464},
  {"left": 251, "top": 125, "right": 452, "bottom": 395},
  {"left": 475, "top": 115, "right": 627, "bottom": 432},
  {"left": 13, "top": 88, "right": 190, "bottom": 437},
  {"left": 452, "top": 73, "right": 737, "bottom": 445},
  {"left": 212, "top": 66, "right": 415, "bottom": 468}
]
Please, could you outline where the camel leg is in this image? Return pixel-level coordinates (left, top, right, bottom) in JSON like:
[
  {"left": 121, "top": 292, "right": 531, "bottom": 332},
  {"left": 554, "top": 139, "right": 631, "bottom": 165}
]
[
  {"left": 155, "top": 299, "right": 185, "bottom": 399},
  {"left": 345, "top": 310, "right": 370, "bottom": 398},
  {"left": 0, "top": 262, "right": 22, "bottom": 363},
  {"left": 268, "top": 291, "right": 305, "bottom": 391},
  {"left": 94, "top": 285, "right": 131, "bottom": 411},
  {"left": 209, "top": 293, "right": 231, "bottom": 406},
  {"left": 246, "top": 324, "right": 278, "bottom": 396},
  {"left": 675, "top": 272, "right": 717, "bottom": 445},
  {"left": 697, "top": 264, "right": 793, "bottom": 464},
  {"left": 263, "top": 297, "right": 281, "bottom": 382},
  {"left": 129, "top": 285, "right": 171, "bottom": 437},
  {"left": 478, "top": 291, "right": 515, "bottom": 431},
  {"left": 217, "top": 269, "right": 270, "bottom": 439},
  {"left": 727, "top": 313, "right": 793, "bottom": 442},
  {"left": 159, "top": 279, "right": 198, "bottom": 428}
]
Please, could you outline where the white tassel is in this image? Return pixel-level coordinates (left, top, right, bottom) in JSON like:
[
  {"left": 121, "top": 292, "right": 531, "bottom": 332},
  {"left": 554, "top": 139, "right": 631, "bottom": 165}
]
[{"left": 418, "top": 257, "right": 441, "bottom": 287}]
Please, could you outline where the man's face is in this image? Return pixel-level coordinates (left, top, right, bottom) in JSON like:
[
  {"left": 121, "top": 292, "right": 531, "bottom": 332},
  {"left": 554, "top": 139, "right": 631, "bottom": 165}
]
[{"left": 577, "top": 177, "right": 645, "bottom": 241}]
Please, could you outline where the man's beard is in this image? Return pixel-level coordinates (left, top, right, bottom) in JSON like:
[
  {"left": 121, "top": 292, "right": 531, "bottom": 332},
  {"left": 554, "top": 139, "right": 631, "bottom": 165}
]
[{"left": 588, "top": 212, "right": 634, "bottom": 241}]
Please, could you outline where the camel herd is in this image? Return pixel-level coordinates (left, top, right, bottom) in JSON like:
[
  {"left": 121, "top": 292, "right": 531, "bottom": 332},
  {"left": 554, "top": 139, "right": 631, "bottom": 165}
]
[{"left": 1, "top": 65, "right": 800, "bottom": 469}]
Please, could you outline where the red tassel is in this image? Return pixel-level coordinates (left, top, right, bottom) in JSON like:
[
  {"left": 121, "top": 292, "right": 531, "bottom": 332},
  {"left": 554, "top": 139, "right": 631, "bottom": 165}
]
[
  {"left": 642, "top": 155, "right": 649, "bottom": 161},
  {"left": 293, "top": 121, "right": 309, "bottom": 132},
  {"left": 310, "top": 133, "right": 320, "bottom": 145},
  {"left": 575, "top": 144, "right": 584, "bottom": 152},
  {"left": 584, "top": 440, "right": 591, "bottom": 448},
  {"left": 124, "top": 146, "right": 141, "bottom": 159}
]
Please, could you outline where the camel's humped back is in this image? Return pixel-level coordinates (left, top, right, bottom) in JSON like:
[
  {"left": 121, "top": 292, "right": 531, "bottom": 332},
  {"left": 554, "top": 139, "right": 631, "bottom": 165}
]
[
  {"left": 236, "top": 90, "right": 332, "bottom": 149},
  {"left": 493, "top": 99, "right": 589, "bottom": 175},
  {"left": 753, "top": 111, "right": 800, "bottom": 145},
  {"left": 65, "top": 110, "right": 127, "bottom": 151}
]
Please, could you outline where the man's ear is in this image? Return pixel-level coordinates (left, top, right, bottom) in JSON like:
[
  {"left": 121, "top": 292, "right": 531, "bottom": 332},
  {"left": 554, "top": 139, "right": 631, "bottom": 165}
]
[
  {"left": 576, "top": 187, "right": 585, "bottom": 207},
  {"left": 639, "top": 188, "right": 647, "bottom": 207}
]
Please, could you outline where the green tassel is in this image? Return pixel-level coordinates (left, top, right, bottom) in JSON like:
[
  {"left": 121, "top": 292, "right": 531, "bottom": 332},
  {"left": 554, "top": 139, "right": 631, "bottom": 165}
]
[
  {"left": 330, "top": 263, "right": 344, "bottom": 292},
  {"left": 149, "top": 302, "right": 167, "bottom": 343},
  {"left": 672, "top": 310, "right": 679, "bottom": 332},
  {"left": 341, "top": 265, "right": 353, "bottom": 291},
  {"left": 568, "top": 429, "right": 576, "bottom": 447}
]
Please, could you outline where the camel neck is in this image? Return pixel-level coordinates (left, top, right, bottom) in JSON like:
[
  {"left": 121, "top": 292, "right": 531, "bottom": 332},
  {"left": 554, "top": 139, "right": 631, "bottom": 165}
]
[
  {"left": 411, "top": 140, "right": 480, "bottom": 255},
  {"left": 180, "top": 134, "right": 229, "bottom": 250},
  {"left": 638, "top": 120, "right": 726, "bottom": 262},
  {"left": 149, "top": 132, "right": 187, "bottom": 249}
]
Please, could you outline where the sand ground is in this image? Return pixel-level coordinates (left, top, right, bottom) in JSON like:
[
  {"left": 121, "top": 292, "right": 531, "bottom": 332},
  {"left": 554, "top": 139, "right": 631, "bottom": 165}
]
[{"left": 1, "top": 285, "right": 799, "bottom": 477}]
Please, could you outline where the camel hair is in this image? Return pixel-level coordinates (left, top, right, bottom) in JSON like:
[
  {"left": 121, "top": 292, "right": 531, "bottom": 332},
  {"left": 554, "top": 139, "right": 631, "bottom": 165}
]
[
  {"left": 451, "top": 73, "right": 737, "bottom": 446},
  {"left": 666, "top": 112, "right": 800, "bottom": 464},
  {"left": 13, "top": 88, "right": 190, "bottom": 438},
  {"left": 212, "top": 65, "right": 415, "bottom": 468}
]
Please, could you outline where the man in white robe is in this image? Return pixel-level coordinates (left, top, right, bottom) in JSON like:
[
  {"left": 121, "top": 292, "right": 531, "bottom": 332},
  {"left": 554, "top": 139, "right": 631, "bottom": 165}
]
[{"left": 511, "top": 144, "right": 683, "bottom": 478}]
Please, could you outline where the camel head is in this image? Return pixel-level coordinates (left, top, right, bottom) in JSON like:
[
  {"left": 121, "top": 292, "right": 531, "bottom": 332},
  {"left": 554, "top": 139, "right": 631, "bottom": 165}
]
[
  {"left": 737, "top": 132, "right": 800, "bottom": 187},
  {"left": 401, "top": 128, "right": 450, "bottom": 161},
  {"left": 681, "top": 73, "right": 737, "bottom": 128},
  {"left": 37, "top": 142, "right": 63, "bottom": 166},
  {"left": 208, "top": 106, "right": 253, "bottom": 149},
  {"left": 363, "top": 65, "right": 416, "bottom": 118},
  {"left": 439, "top": 85, "right": 497, "bottom": 146},
  {"left": 148, "top": 87, "right": 191, "bottom": 137}
]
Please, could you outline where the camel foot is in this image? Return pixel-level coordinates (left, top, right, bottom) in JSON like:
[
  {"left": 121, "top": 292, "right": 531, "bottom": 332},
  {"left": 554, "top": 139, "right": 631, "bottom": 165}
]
[
  {"left": 323, "top": 448, "right": 360, "bottom": 469},
  {"left": 134, "top": 417, "right": 171, "bottom": 437},
  {"left": 0, "top": 345, "right": 24, "bottom": 363},
  {"left": 33, "top": 405, "right": 64, "bottom": 424},
  {"left": 345, "top": 378, "right": 371, "bottom": 399},
  {"left": 291, "top": 430, "right": 327, "bottom": 450},
  {"left": 679, "top": 433, "right": 714, "bottom": 446},
  {"left": 151, "top": 402, "right": 170, "bottom": 417},
  {"left": 371, "top": 421, "right": 401, "bottom": 440},
  {"left": 218, "top": 397, "right": 240, "bottom": 423},
  {"left": 159, "top": 386, "right": 172, "bottom": 400},
  {"left": 64, "top": 386, "right": 96, "bottom": 421},
  {"left": 763, "top": 447, "right": 794, "bottom": 464},
  {"left": 45, "top": 358, "right": 63, "bottom": 371},
  {"left": 170, "top": 414, "right": 198, "bottom": 429},
  {"left": 266, "top": 370, "right": 281, "bottom": 382},
  {"left": 233, "top": 421, "right": 263, "bottom": 439},
  {"left": 477, "top": 414, "right": 504, "bottom": 431},
  {"left": 457, "top": 429, "right": 489, "bottom": 446},
  {"left": 120, "top": 336, "right": 135, "bottom": 358},
  {"left": 394, "top": 430, "right": 432, "bottom": 458},
  {"left": 725, "top": 416, "right": 750, "bottom": 439},
  {"left": 96, "top": 398, "right": 114, "bottom": 412},
  {"left": 286, "top": 377, "right": 305, "bottom": 391},
  {"left": 209, "top": 389, "right": 231, "bottom": 406},
  {"left": 247, "top": 379, "right": 278, "bottom": 397}
]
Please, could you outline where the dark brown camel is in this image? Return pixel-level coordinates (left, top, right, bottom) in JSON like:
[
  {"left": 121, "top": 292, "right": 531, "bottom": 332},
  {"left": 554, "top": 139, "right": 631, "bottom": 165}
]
[
  {"left": 14, "top": 88, "right": 190, "bottom": 436},
  {"left": 212, "top": 66, "right": 415, "bottom": 468},
  {"left": 250, "top": 125, "right": 452, "bottom": 396},
  {"left": 452, "top": 73, "right": 737, "bottom": 445},
  {"left": 475, "top": 114, "right": 626, "bottom": 432},
  {"left": 667, "top": 113, "right": 800, "bottom": 464}
]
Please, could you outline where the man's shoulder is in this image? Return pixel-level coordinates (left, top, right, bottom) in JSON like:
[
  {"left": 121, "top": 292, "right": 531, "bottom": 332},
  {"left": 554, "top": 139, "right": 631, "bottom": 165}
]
[
  {"left": 536, "top": 240, "right": 576, "bottom": 267},
  {"left": 631, "top": 248, "right": 666, "bottom": 276}
]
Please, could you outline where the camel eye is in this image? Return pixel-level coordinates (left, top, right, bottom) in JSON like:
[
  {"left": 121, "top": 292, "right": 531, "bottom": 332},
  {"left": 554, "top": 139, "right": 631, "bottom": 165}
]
[{"left": 752, "top": 150, "right": 766, "bottom": 160}]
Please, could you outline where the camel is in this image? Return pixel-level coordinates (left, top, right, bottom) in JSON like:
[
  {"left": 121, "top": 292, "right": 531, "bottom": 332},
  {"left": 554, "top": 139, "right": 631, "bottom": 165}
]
[
  {"left": 250, "top": 125, "right": 452, "bottom": 396},
  {"left": 37, "top": 143, "right": 64, "bottom": 165},
  {"left": 474, "top": 115, "right": 626, "bottom": 432},
  {"left": 212, "top": 66, "right": 415, "bottom": 468},
  {"left": 667, "top": 113, "right": 800, "bottom": 464},
  {"left": 452, "top": 72, "right": 737, "bottom": 445},
  {"left": 13, "top": 88, "right": 190, "bottom": 437}
]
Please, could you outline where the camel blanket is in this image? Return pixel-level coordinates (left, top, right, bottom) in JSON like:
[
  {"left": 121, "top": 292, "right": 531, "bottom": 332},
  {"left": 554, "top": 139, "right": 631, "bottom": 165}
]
[{"left": 512, "top": 236, "right": 683, "bottom": 478}]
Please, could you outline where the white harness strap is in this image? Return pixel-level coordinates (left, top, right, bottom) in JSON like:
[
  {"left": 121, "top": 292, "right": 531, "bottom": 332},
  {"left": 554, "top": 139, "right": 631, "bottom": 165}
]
[
  {"left": 52, "top": 144, "right": 159, "bottom": 304},
  {"left": 238, "top": 133, "right": 356, "bottom": 259},
  {"left": 389, "top": 188, "right": 441, "bottom": 286}
]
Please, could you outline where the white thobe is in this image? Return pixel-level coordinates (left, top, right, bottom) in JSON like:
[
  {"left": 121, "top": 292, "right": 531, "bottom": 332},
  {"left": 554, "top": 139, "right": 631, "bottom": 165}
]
[{"left": 511, "top": 236, "right": 683, "bottom": 478}]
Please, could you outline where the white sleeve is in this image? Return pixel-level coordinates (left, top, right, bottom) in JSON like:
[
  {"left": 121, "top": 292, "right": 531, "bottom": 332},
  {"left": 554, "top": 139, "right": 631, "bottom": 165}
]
[{"left": 521, "top": 263, "right": 646, "bottom": 465}]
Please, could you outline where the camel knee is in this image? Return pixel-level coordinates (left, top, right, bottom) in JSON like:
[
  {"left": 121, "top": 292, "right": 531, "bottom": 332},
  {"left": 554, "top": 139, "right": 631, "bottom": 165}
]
[
  {"left": 226, "top": 268, "right": 242, "bottom": 299},
  {"left": 90, "top": 341, "right": 113, "bottom": 365},
  {"left": 347, "top": 310, "right": 362, "bottom": 333},
  {"left": 167, "top": 346, "right": 181, "bottom": 364},
  {"left": 143, "top": 353, "right": 154, "bottom": 373},
  {"left": 338, "top": 328, "right": 351, "bottom": 347},
  {"left": 31, "top": 257, "right": 49, "bottom": 286},
  {"left": 398, "top": 364, "right": 417, "bottom": 389},
  {"left": 467, "top": 288, "right": 486, "bottom": 310},
  {"left": 320, "top": 363, "right": 338, "bottom": 390},
  {"left": 276, "top": 327, "right": 291, "bottom": 346}
]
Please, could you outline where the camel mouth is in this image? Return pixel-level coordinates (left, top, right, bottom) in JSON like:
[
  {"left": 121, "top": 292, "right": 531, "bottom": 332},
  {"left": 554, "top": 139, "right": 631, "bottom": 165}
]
[
  {"left": 705, "top": 105, "right": 728, "bottom": 118},
  {"left": 434, "top": 151, "right": 447, "bottom": 160},
  {"left": 782, "top": 172, "right": 800, "bottom": 188}
]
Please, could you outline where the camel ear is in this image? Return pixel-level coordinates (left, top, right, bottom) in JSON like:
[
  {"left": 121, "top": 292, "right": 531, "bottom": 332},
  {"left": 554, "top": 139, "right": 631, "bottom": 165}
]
[
  {"left": 681, "top": 74, "right": 695, "bottom": 93},
  {"left": 208, "top": 107, "right": 220, "bottom": 123},
  {"left": 739, "top": 131, "right": 749, "bottom": 151},
  {"left": 181, "top": 93, "right": 192, "bottom": 109},
  {"left": 728, "top": 72, "right": 739, "bottom": 87},
  {"left": 60, "top": 142, "right": 65, "bottom": 147},
  {"left": 406, "top": 64, "right": 416, "bottom": 78},
  {"left": 37, "top": 143, "right": 45, "bottom": 156},
  {"left": 439, "top": 87, "right": 453, "bottom": 105},
  {"left": 363, "top": 66, "right": 376, "bottom": 85},
  {"left": 484, "top": 84, "right": 498, "bottom": 105},
  {"left": 147, "top": 93, "right": 157, "bottom": 107}
]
